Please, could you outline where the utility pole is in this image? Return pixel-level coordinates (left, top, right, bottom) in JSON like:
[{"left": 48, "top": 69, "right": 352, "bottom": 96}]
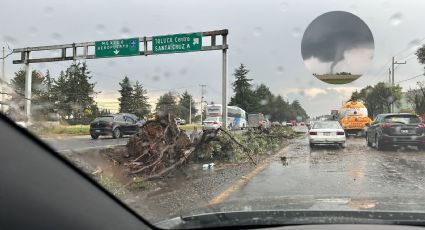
[
  {"left": 391, "top": 56, "right": 407, "bottom": 113},
  {"left": 199, "top": 84, "right": 206, "bottom": 124},
  {"left": 1, "top": 47, "right": 4, "bottom": 113},
  {"left": 189, "top": 96, "right": 192, "bottom": 124},
  {"left": 388, "top": 68, "right": 391, "bottom": 84},
  {"left": 24, "top": 52, "right": 32, "bottom": 120},
  {"left": 222, "top": 33, "right": 228, "bottom": 130}
]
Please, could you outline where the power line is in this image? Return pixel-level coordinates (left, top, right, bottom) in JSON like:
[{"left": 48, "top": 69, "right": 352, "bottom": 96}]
[
  {"left": 394, "top": 37, "right": 425, "bottom": 60},
  {"left": 396, "top": 73, "right": 424, "bottom": 84}
]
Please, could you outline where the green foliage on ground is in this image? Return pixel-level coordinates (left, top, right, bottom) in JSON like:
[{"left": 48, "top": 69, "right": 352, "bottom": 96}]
[
  {"left": 194, "top": 127, "right": 298, "bottom": 163},
  {"left": 97, "top": 175, "right": 126, "bottom": 196},
  {"left": 128, "top": 176, "right": 152, "bottom": 191}
]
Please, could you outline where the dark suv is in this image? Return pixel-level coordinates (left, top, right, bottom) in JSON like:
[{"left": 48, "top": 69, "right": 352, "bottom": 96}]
[
  {"left": 366, "top": 113, "right": 425, "bottom": 150},
  {"left": 89, "top": 113, "right": 140, "bottom": 139}
]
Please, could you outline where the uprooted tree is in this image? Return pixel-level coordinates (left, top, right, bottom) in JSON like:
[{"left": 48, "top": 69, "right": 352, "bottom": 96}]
[
  {"left": 125, "top": 114, "right": 222, "bottom": 180},
  {"left": 122, "top": 113, "right": 297, "bottom": 181}
]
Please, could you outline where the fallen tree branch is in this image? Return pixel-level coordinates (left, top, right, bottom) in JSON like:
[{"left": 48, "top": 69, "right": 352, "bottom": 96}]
[
  {"left": 218, "top": 128, "right": 257, "bottom": 166},
  {"left": 142, "top": 147, "right": 196, "bottom": 180},
  {"left": 130, "top": 144, "right": 175, "bottom": 174}
]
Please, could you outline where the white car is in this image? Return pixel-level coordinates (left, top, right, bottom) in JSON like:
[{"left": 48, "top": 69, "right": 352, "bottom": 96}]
[
  {"left": 308, "top": 121, "right": 346, "bottom": 148},
  {"left": 202, "top": 117, "right": 231, "bottom": 130}
]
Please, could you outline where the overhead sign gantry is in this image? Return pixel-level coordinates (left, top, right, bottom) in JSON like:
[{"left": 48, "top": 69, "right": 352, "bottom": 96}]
[{"left": 12, "top": 29, "right": 229, "bottom": 129}]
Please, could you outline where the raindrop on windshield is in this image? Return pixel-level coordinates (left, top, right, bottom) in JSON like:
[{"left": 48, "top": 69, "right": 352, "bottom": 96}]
[
  {"left": 152, "top": 75, "right": 160, "bottom": 82},
  {"left": 253, "top": 27, "right": 262, "bottom": 37},
  {"left": 3, "top": 35, "right": 17, "bottom": 46},
  {"left": 279, "top": 2, "right": 288, "bottom": 12},
  {"left": 69, "top": 65, "right": 78, "bottom": 74},
  {"left": 29, "top": 26, "right": 38, "bottom": 37},
  {"left": 108, "top": 60, "right": 116, "bottom": 66},
  {"left": 407, "top": 39, "right": 421, "bottom": 50},
  {"left": 389, "top": 13, "right": 403, "bottom": 26},
  {"left": 51, "top": 33, "right": 62, "bottom": 43},
  {"left": 277, "top": 66, "right": 284, "bottom": 74},
  {"left": 179, "top": 68, "right": 187, "bottom": 75},
  {"left": 120, "top": 27, "right": 131, "bottom": 37},
  {"left": 164, "top": 71, "right": 171, "bottom": 78},
  {"left": 291, "top": 27, "right": 301, "bottom": 37},
  {"left": 260, "top": 99, "right": 268, "bottom": 105},
  {"left": 43, "top": 6, "right": 54, "bottom": 17},
  {"left": 382, "top": 1, "right": 391, "bottom": 9},
  {"left": 96, "top": 24, "right": 106, "bottom": 35},
  {"left": 348, "top": 4, "right": 358, "bottom": 11}
]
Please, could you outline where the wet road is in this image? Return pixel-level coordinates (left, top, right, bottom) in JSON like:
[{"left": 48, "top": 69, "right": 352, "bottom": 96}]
[
  {"left": 218, "top": 135, "right": 425, "bottom": 212},
  {"left": 43, "top": 135, "right": 129, "bottom": 153}
]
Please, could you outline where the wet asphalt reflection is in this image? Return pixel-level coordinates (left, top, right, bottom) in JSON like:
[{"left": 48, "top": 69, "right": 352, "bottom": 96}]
[{"left": 222, "top": 135, "right": 425, "bottom": 212}]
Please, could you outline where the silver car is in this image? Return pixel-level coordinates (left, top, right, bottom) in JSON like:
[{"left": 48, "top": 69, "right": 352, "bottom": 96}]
[
  {"left": 309, "top": 121, "right": 346, "bottom": 148},
  {"left": 202, "top": 117, "right": 222, "bottom": 130}
]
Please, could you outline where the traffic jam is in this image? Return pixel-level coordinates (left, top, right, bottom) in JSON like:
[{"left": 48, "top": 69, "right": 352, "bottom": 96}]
[{"left": 308, "top": 100, "right": 425, "bottom": 151}]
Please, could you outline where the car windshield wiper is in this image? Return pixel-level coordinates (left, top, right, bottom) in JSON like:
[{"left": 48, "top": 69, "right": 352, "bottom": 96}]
[{"left": 156, "top": 210, "right": 425, "bottom": 229}]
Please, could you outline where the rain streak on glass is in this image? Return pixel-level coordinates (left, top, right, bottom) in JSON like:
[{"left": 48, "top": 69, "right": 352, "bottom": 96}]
[
  {"left": 29, "top": 26, "right": 38, "bottom": 37},
  {"left": 43, "top": 6, "right": 54, "bottom": 17},
  {"left": 291, "top": 27, "right": 301, "bottom": 38},
  {"left": 277, "top": 66, "right": 285, "bottom": 74},
  {"left": 389, "top": 13, "right": 403, "bottom": 26},
  {"left": 95, "top": 24, "right": 106, "bottom": 35},
  {"left": 279, "top": 2, "right": 288, "bottom": 12},
  {"left": 3, "top": 35, "right": 17, "bottom": 46},
  {"left": 51, "top": 33, "right": 62, "bottom": 43},
  {"left": 120, "top": 27, "right": 131, "bottom": 37},
  {"left": 253, "top": 27, "right": 262, "bottom": 37}
]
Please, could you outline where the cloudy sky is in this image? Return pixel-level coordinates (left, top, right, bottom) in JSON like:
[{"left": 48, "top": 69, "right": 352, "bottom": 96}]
[{"left": 1, "top": 0, "right": 425, "bottom": 117}]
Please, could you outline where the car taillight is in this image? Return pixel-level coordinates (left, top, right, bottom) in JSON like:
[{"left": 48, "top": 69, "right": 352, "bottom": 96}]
[
  {"left": 418, "top": 123, "right": 425, "bottom": 128},
  {"left": 381, "top": 123, "right": 390, "bottom": 129},
  {"left": 106, "top": 121, "right": 113, "bottom": 126},
  {"left": 337, "top": 131, "right": 345, "bottom": 135},
  {"left": 213, "top": 121, "right": 219, "bottom": 124},
  {"left": 309, "top": 131, "right": 317, "bottom": 135}
]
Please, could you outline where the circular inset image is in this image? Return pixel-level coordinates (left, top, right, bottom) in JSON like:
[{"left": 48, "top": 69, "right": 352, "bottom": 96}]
[{"left": 301, "top": 11, "right": 374, "bottom": 84}]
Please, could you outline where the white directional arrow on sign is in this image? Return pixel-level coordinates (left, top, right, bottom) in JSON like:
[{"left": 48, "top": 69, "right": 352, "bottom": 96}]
[
  {"left": 193, "top": 38, "right": 199, "bottom": 45},
  {"left": 113, "top": 49, "right": 120, "bottom": 55}
]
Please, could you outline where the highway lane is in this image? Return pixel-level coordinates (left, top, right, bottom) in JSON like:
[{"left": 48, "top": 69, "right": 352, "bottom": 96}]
[
  {"left": 42, "top": 135, "right": 129, "bottom": 153},
  {"left": 211, "top": 135, "right": 425, "bottom": 212}
]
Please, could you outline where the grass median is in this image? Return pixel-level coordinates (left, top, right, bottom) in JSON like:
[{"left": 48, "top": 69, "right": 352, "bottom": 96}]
[{"left": 32, "top": 124, "right": 91, "bottom": 136}]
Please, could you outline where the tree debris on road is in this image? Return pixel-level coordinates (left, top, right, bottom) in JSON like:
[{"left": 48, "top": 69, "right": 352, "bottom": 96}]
[{"left": 120, "top": 114, "right": 298, "bottom": 180}]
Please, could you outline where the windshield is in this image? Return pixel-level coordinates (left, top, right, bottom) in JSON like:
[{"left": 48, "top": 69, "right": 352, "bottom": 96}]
[
  {"left": 204, "top": 117, "right": 220, "bottom": 122},
  {"left": 313, "top": 122, "right": 341, "bottom": 129},
  {"left": 3, "top": 0, "right": 425, "bottom": 228},
  {"left": 93, "top": 116, "right": 113, "bottom": 122},
  {"left": 384, "top": 115, "right": 420, "bottom": 124}
]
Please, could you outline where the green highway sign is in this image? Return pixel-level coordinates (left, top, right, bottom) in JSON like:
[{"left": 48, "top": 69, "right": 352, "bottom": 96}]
[
  {"left": 152, "top": 33, "right": 202, "bottom": 54},
  {"left": 95, "top": 38, "right": 139, "bottom": 58}
]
